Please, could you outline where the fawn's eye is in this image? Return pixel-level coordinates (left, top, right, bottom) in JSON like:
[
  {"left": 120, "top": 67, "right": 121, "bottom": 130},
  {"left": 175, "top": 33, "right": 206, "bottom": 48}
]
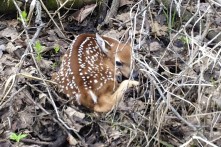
[{"left": 116, "top": 61, "right": 123, "bottom": 66}]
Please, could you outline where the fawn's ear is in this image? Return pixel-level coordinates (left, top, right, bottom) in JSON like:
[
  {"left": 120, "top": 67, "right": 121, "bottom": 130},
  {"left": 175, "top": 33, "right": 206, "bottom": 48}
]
[{"left": 96, "top": 33, "right": 111, "bottom": 56}]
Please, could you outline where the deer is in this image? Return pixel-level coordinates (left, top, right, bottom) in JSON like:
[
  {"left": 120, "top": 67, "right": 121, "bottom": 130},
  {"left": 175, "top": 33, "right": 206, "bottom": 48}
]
[{"left": 52, "top": 33, "right": 139, "bottom": 112}]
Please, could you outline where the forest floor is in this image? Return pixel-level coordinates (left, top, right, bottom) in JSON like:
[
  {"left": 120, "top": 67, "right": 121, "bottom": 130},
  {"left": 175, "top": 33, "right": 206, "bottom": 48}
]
[{"left": 0, "top": 0, "right": 221, "bottom": 146}]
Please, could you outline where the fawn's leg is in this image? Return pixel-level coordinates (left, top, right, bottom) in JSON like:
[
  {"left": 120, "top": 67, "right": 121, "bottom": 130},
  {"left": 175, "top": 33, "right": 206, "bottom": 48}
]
[{"left": 93, "top": 80, "right": 139, "bottom": 112}]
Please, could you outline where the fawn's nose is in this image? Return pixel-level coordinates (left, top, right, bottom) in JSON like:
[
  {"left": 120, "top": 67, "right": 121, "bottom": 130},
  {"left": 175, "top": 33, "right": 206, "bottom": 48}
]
[{"left": 116, "top": 70, "right": 139, "bottom": 83}]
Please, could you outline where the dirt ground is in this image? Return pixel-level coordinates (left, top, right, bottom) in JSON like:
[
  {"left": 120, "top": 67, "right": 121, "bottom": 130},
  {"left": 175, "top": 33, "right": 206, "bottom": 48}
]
[{"left": 1, "top": 0, "right": 221, "bottom": 146}]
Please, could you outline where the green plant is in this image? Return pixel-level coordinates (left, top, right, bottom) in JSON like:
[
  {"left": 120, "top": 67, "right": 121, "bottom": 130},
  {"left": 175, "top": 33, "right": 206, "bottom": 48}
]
[
  {"left": 9, "top": 132, "right": 27, "bottom": 142},
  {"left": 18, "top": 11, "right": 29, "bottom": 23},
  {"left": 179, "top": 36, "right": 190, "bottom": 45},
  {"left": 52, "top": 62, "right": 57, "bottom": 69},
  {"left": 163, "top": 8, "right": 177, "bottom": 31},
  {"left": 54, "top": 44, "right": 60, "bottom": 53},
  {"left": 34, "top": 40, "right": 43, "bottom": 61}
]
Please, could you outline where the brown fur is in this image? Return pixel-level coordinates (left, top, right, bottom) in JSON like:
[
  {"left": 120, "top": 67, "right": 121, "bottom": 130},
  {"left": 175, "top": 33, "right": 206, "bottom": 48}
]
[{"left": 52, "top": 34, "right": 139, "bottom": 112}]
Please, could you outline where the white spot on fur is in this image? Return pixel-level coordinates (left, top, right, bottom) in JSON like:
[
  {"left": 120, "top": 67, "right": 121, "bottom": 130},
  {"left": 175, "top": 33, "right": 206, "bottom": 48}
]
[
  {"left": 88, "top": 90, "right": 97, "bottom": 104},
  {"left": 76, "top": 94, "right": 81, "bottom": 105}
]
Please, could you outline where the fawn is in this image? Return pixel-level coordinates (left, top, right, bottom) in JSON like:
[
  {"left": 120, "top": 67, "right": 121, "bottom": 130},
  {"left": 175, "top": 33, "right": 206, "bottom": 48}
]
[{"left": 52, "top": 33, "right": 139, "bottom": 112}]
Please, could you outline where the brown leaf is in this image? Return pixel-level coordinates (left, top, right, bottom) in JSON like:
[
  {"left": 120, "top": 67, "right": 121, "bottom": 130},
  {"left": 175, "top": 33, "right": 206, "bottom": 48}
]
[
  {"left": 149, "top": 41, "right": 162, "bottom": 51},
  {"left": 39, "top": 93, "right": 47, "bottom": 105},
  {"left": 0, "top": 44, "right": 5, "bottom": 58},
  {"left": 72, "top": 4, "right": 97, "bottom": 23},
  {"left": 65, "top": 106, "right": 85, "bottom": 119},
  {"left": 151, "top": 21, "right": 168, "bottom": 36},
  {"left": 5, "top": 42, "right": 20, "bottom": 55},
  {"left": 38, "top": 59, "right": 53, "bottom": 69},
  {"left": 120, "top": 0, "right": 133, "bottom": 7},
  {"left": 0, "top": 27, "right": 19, "bottom": 41},
  {"left": 67, "top": 133, "right": 78, "bottom": 145}
]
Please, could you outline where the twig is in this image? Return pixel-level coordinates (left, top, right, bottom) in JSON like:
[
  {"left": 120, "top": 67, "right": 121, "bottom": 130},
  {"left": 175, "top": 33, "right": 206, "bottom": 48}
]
[
  {"left": 45, "top": 0, "right": 71, "bottom": 30},
  {"left": 136, "top": 58, "right": 197, "bottom": 131},
  {"left": 180, "top": 135, "right": 218, "bottom": 147},
  {"left": 38, "top": 0, "right": 65, "bottom": 38},
  {"left": 11, "top": 0, "right": 83, "bottom": 142},
  {"left": 21, "top": 138, "right": 53, "bottom": 146},
  {"left": 102, "top": 0, "right": 120, "bottom": 26},
  {"left": 0, "top": 85, "right": 27, "bottom": 110},
  {"left": 24, "top": 91, "right": 84, "bottom": 144}
]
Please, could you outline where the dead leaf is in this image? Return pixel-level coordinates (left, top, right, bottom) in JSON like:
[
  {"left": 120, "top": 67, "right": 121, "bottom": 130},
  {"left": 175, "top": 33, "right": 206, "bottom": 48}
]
[
  {"left": 67, "top": 133, "right": 78, "bottom": 145},
  {"left": 38, "top": 59, "right": 53, "bottom": 69},
  {"left": 39, "top": 93, "right": 47, "bottom": 105},
  {"left": 120, "top": 0, "right": 133, "bottom": 7},
  {"left": 0, "top": 44, "right": 5, "bottom": 58},
  {"left": 7, "top": 19, "right": 19, "bottom": 28},
  {"left": 5, "top": 42, "right": 20, "bottom": 55},
  {"left": 0, "top": 27, "right": 19, "bottom": 41},
  {"left": 149, "top": 41, "right": 162, "bottom": 51},
  {"left": 0, "top": 55, "right": 18, "bottom": 88},
  {"left": 18, "top": 110, "right": 34, "bottom": 129},
  {"left": 115, "top": 12, "right": 132, "bottom": 25},
  {"left": 215, "top": 17, "right": 221, "bottom": 26},
  {"left": 104, "top": 29, "right": 123, "bottom": 40},
  {"left": 199, "top": 3, "right": 212, "bottom": 13},
  {"left": 108, "top": 127, "right": 122, "bottom": 140},
  {"left": 65, "top": 107, "right": 85, "bottom": 119},
  {"left": 151, "top": 21, "right": 168, "bottom": 36},
  {"left": 72, "top": 4, "right": 97, "bottom": 23}
]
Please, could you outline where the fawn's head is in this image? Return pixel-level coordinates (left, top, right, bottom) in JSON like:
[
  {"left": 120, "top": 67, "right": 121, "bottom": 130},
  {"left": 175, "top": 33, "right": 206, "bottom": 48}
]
[{"left": 96, "top": 33, "right": 132, "bottom": 79}]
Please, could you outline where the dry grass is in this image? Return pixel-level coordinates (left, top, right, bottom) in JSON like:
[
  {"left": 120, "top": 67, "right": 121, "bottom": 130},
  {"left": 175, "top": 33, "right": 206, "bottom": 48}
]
[{"left": 1, "top": 0, "right": 221, "bottom": 146}]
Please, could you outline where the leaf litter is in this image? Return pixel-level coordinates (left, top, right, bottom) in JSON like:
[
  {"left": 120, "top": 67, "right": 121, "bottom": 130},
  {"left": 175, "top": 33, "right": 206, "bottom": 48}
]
[{"left": 0, "top": 0, "right": 221, "bottom": 146}]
